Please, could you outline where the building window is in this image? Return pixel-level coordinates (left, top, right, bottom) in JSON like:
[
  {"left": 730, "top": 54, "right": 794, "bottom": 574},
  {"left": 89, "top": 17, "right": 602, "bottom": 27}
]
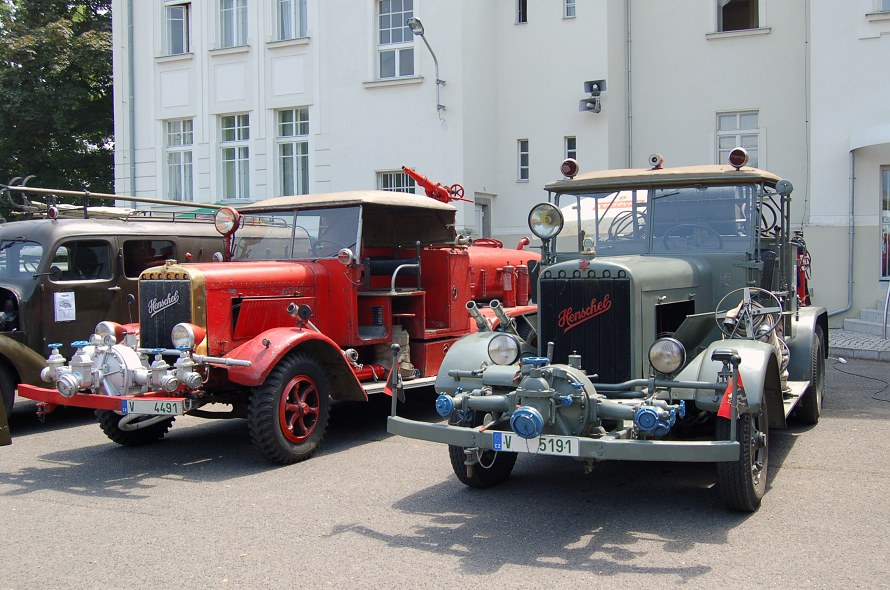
[
  {"left": 717, "top": 111, "right": 758, "bottom": 167},
  {"left": 518, "top": 0, "right": 528, "bottom": 23},
  {"left": 277, "top": 108, "right": 310, "bottom": 196},
  {"left": 165, "top": 119, "right": 193, "bottom": 201},
  {"left": 518, "top": 139, "right": 529, "bottom": 181},
  {"left": 564, "top": 0, "right": 576, "bottom": 18},
  {"left": 277, "top": 0, "right": 307, "bottom": 40},
  {"left": 881, "top": 0, "right": 890, "bottom": 12},
  {"left": 377, "top": 0, "right": 414, "bottom": 79},
  {"left": 377, "top": 170, "right": 417, "bottom": 193},
  {"left": 220, "top": 0, "right": 247, "bottom": 48},
  {"left": 565, "top": 136, "right": 577, "bottom": 161},
  {"left": 718, "top": 0, "right": 758, "bottom": 32},
  {"left": 220, "top": 114, "right": 250, "bottom": 200},
  {"left": 165, "top": 1, "right": 190, "bottom": 55},
  {"left": 882, "top": 168, "right": 890, "bottom": 278}
]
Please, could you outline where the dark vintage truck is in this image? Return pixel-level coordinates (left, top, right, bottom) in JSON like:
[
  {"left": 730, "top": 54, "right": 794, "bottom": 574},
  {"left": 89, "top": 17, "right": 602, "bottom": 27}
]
[
  {"left": 19, "top": 174, "right": 539, "bottom": 465},
  {"left": 388, "top": 149, "right": 827, "bottom": 512},
  {"left": 0, "top": 185, "right": 224, "bottom": 415}
]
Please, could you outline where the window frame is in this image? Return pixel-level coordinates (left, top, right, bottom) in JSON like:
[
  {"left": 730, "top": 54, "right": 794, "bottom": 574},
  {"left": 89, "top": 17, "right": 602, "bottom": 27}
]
[
  {"left": 517, "top": 0, "right": 528, "bottom": 23},
  {"left": 277, "top": 0, "right": 308, "bottom": 41},
  {"left": 717, "top": 0, "right": 760, "bottom": 33},
  {"left": 564, "top": 0, "right": 576, "bottom": 19},
  {"left": 376, "top": 0, "right": 415, "bottom": 80},
  {"left": 377, "top": 170, "right": 418, "bottom": 194},
  {"left": 716, "top": 110, "right": 759, "bottom": 168},
  {"left": 565, "top": 136, "right": 577, "bottom": 162},
  {"left": 164, "top": 119, "right": 194, "bottom": 202},
  {"left": 219, "top": 0, "right": 248, "bottom": 48},
  {"left": 220, "top": 113, "right": 251, "bottom": 200},
  {"left": 164, "top": 1, "right": 191, "bottom": 55},
  {"left": 276, "top": 108, "right": 310, "bottom": 196},
  {"left": 518, "top": 139, "right": 530, "bottom": 182},
  {"left": 881, "top": 166, "right": 890, "bottom": 279}
]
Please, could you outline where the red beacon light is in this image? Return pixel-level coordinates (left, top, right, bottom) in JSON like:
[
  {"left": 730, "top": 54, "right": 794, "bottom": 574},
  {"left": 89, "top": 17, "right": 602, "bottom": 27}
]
[
  {"left": 728, "top": 147, "right": 749, "bottom": 170},
  {"left": 560, "top": 158, "right": 579, "bottom": 179},
  {"left": 47, "top": 205, "right": 60, "bottom": 219}
]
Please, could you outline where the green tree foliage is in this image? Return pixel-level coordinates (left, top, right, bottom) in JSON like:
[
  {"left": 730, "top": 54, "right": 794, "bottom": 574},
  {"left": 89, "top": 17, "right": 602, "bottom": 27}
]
[{"left": 0, "top": 0, "right": 112, "bottom": 209}]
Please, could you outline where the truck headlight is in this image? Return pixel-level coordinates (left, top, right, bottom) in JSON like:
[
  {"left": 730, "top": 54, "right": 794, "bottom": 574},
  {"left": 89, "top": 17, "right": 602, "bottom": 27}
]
[
  {"left": 648, "top": 337, "right": 686, "bottom": 375},
  {"left": 171, "top": 323, "right": 206, "bottom": 350},
  {"left": 94, "top": 321, "right": 125, "bottom": 346},
  {"left": 214, "top": 207, "right": 241, "bottom": 236},
  {"left": 488, "top": 333, "right": 520, "bottom": 365},
  {"left": 528, "top": 203, "right": 564, "bottom": 240}
]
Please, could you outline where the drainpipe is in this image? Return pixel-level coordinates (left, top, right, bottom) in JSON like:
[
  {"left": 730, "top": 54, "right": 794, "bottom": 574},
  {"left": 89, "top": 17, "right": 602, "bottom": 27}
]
[
  {"left": 626, "top": 0, "right": 633, "bottom": 167},
  {"left": 128, "top": 0, "right": 137, "bottom": 201},
  {"left": 829, "top": 150, "right": 855, "bottom": 317}
]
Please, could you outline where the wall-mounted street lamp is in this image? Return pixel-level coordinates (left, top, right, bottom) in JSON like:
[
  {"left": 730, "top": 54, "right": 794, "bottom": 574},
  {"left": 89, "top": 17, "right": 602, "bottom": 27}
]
[{"left": 407, "top": 17, "right": 445, "bottom": 113}]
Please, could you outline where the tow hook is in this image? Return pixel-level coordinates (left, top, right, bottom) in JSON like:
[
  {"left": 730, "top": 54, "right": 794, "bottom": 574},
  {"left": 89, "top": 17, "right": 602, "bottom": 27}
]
[
  {"left": 464, "top": 448, "right": 476, "bottom": 479},
  {"left": 36, "top": 402, "right": 58, "bottom": 422}
]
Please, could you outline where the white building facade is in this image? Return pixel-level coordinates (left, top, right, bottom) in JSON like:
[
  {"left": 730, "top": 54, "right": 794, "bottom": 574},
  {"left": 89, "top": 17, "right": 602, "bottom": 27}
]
[{"left": 111, "top": 0, "right": 890, "bottom": 325}]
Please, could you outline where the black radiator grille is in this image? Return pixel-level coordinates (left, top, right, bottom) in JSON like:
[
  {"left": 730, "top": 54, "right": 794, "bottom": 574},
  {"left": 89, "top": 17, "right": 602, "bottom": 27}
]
[
  {"left": 539, "top": 276, "right": 632, "bottom": 383},
  {"left": 139, "top": 279, "right": 192, "bottom": 350}
]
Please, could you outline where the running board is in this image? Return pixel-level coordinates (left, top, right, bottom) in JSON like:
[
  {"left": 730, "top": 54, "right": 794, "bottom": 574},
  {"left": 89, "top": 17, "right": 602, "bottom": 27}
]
[{"left": 363, "top": 376, "right": 438, "bottom": 395}]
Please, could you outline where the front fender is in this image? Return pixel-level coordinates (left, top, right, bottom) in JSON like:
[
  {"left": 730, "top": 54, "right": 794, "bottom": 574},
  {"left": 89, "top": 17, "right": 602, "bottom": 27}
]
[
  {"left": 224, "top": 328, "right": 366, "bottom": 401},
  {"left": 0, "top": 335, "right": 47, "bottom": 386},
  {"left": 786, "top": 305, "right": 828, "bottom": 381},
  {"left": 675, "top": 339, "right": 783, "bottom": 426},
  {"left": 434, "top": 330, "right": 535, "bottom": 395}
]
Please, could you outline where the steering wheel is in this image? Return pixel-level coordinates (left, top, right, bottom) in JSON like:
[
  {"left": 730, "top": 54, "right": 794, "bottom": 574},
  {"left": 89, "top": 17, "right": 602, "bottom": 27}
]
[
  {"left": 607, "top": 211, "right": 647, "bottom": 240},
  {"left": 662, "top": 224, "right": 723, "bottom": 250},
  {"left": 715, "top": 287, "right": 784, "bottom": 340}
]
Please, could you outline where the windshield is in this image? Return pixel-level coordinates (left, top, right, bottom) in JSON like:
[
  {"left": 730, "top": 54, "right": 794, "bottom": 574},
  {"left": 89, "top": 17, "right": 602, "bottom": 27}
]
[
  {"left": 0, "top": 240, "right": 44, "bottom": 279},
  {"left": 553, "top": 183, "right": 758, "bottom": 255},
  {"left": 232, "top": 205, "right": 361, "bottom": 261}
]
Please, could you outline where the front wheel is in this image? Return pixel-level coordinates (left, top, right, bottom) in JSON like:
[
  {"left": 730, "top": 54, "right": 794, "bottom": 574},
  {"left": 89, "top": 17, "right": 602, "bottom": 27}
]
[
  {"left": 96, "top": 410, "right": 175, "bottom": 446},
  {"left": 715, "top": 401, "right": 769, "bottom": 512},
  {"left": 248, "top": 353, "right": 331, "bottom": 465},
  {"left": 447, "top": 412, "right": 517, "bottom": 488}
]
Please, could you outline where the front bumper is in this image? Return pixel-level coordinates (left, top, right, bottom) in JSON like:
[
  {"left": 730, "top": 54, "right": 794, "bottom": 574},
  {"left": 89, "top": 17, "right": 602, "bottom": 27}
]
[
  {"left": 387, "top": 416, "right": 740, "bottom": 462},
  {"left": 19, "top": 384, "right": 188, "bottom": 415}
]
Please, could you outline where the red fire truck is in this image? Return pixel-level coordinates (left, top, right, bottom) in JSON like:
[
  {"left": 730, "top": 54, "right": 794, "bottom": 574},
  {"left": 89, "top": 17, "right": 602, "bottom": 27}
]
[{"left": 20, "top": 172, "right": 539, "bottom": 464}]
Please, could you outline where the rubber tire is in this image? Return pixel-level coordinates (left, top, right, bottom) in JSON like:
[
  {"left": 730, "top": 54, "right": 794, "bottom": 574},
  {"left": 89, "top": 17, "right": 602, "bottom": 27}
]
[
  {"left": 715, "top": 401, "right": 769, "bottom": 512},
  {"left": 796, "top": 327, "right": 825, "bottom": 425},
  {"left": 248, "top": 353, "right": 331, "bottom": 465},
  {"left": 0, "top": 364, "right": 15, "bottom": 416},
  {"left": 96, "top": 410, "right": 175, "bottom": 446},
  {"left": 447, "top": 412, "right": 518, "bottom": 488}
]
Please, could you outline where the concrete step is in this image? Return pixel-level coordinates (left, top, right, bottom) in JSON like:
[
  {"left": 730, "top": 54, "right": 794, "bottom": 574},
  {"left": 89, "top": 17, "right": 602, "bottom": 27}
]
[
  {"left": 859, "top": 308, "right": 890, "bottom": 324},
  {"left": 843, "top": 317, "right": 890, "bottom": 337}
]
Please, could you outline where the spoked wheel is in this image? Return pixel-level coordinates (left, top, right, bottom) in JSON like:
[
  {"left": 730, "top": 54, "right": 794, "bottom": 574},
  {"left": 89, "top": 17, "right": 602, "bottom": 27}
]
[
  {"left": 796, "top": 326, "right": 825, "bottom": 424},
  {"left": 716, "top": 401, "right": 769, "bottom": 512},
  {"left": 97, "top": 410, "right": 175, "bottom": 446},
  {"left": 448, "top": 412, "right": 517, "bottom": 488},
  {"left": 248, "top": 353, "right": 331, "bottom": 465}
]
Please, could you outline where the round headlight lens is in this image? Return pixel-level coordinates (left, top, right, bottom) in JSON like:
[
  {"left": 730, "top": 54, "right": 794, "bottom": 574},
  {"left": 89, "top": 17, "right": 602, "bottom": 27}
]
[
  {"left": 528, "top": 203, "right": 564, "bottom": 240},
  {"left": 648, "top": 337, "right": 686, "bottom": 375},
  {"left": 171, "top": 323, "right": 205, "bottom": 350},
  {"left": 487, "top": 333, "right": 521, "bottom": 366},
  {"left": 214, "top": 207, "right": 241, "bottom": 236},
  {"left": 94, "top": 321, "right": 124, "bottom": 344}
]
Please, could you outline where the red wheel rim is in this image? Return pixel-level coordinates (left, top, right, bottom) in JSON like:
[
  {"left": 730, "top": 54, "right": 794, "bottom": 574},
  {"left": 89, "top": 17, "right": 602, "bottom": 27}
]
[{"left": 278, "top": 375, "right": 321, "bottom": 443}]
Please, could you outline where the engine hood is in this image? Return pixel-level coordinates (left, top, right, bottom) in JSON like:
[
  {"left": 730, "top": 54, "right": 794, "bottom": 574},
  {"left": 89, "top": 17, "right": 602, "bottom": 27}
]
[
  {"left": 544, "top": 255, "right": 710, "bottom": 292},
  {"left": 142, "top": 260, "right": 322, "bottom": 295}
]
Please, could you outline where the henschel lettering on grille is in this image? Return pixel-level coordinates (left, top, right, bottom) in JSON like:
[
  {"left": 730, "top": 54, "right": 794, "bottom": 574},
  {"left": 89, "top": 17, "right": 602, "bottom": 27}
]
[
  {"left": 557, "top": 294, "right": 612, "bottom": 333},
  {"left": 148, "top": 291, "right": 181, "bottom": 318}
]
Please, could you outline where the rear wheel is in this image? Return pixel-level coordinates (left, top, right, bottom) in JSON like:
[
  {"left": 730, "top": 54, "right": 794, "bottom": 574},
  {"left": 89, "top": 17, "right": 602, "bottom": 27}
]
[
  {"left": 448, "top": 412, "right": 517, "bottom": 488},
  {"left": 715, "top": 400, "right": 769, "bottom": 512},
  {"left": 96, "top": 410, "right": 175, "bottom": 446},
  {"left": 248, "top": 353, "right": 330, "bottom": 465},
  {"left": 796, "top": 327, "right": 825, "bottom": 425}
]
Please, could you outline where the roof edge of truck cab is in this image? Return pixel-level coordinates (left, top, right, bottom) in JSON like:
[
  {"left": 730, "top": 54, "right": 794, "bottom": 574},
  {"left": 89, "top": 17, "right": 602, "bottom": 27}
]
[{"left": 545, "top": 165, "right": 784, "bottom": 193}]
